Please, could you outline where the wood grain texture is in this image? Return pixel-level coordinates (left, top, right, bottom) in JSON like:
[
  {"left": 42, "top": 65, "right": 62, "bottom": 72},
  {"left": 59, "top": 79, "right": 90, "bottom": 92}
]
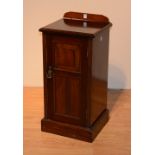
[
  {"left": 44, "top": 35, "right": 88, "bottom": 127},
  {"left": 52, "top": 36, "right": 82, "bottom": 72},
  {"left": 63, "top": 11, "right": 109, "bottom": 23},
  {"left": 39, "top": 19, "right": 112, "bottom": 38},
  {"left": 39, "top": 15, "right": 112, "bottom": 141},
  {"left": 63, "top": 11, "right": 110, "bottom": 28},
  {"left": 90, "top": 28, "right": 110, "bottom": 125},
  {"left": 53, "top": 76, "right": 81, "bottom": 119},
  {"left": 24, "top": 87, "right": 131, "bottom": 155}
]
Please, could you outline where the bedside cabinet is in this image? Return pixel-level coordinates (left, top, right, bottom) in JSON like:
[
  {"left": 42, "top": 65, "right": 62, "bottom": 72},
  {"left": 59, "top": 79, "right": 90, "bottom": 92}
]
[{"left": 39, "top": 12, "right": 112, "bottom": 142}]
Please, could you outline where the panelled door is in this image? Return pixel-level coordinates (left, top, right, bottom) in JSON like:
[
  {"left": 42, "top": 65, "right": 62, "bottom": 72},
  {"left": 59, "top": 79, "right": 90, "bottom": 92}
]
[{"left": 45, "top": 35, "right": 88, "bottom": 126}]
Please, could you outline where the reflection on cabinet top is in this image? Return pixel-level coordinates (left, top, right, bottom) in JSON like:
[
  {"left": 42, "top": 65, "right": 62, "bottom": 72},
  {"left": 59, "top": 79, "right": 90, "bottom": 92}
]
[{"left": 39, "top": 12, "right": 112, "bottom": 38}]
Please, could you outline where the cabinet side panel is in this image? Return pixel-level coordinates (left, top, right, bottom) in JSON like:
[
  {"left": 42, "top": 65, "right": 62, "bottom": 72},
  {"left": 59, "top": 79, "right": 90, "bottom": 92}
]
[{"left": 90, "top": 29, "right": 110, "bottom": 125}]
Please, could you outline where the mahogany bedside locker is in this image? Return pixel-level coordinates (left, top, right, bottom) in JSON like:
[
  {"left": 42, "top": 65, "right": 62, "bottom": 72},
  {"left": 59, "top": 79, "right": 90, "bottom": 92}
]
[{"left": 39, "top": 12, "right": 112, "bottom": 142}]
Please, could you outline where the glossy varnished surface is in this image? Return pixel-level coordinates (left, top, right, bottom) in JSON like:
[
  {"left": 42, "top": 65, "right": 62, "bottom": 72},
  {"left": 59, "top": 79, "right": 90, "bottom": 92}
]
[
  {"left": 24, "top": 87, "right": 131, "bottom": 155},
  {"left": 90, "top": 28, "right": 110, "bottom": 124},
  {"left": 63, "top": 11, "right": 109, "bottom": 23},
  {"left": 41, "top": 32, "right": 109, "bottom": 141},
  {"left": 52, "top": 36, "right": 82, "bottom": 72},
  {"left": 43, "top": 34, "right": 88, "bottom": 126},
  {"left": 63, "top": 12, "right": 110, "bottom": 28},
  {"left": 39, "top": 13, "right": 112, "bottom": 141},
  {"left": 39, "top": 19, "right": 111, "bottom": 37}
]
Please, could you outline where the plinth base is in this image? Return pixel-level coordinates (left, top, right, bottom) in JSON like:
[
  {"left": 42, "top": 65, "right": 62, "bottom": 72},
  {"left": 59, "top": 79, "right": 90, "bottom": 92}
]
[{"left": 41, "top": 109, "right": 109, "bottom": 142}]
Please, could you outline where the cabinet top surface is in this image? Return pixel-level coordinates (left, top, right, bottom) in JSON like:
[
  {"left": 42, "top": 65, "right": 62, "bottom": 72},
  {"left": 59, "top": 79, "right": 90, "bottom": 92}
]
[{"left": 39, "top": 19, "right": 111, "bottom": 37}]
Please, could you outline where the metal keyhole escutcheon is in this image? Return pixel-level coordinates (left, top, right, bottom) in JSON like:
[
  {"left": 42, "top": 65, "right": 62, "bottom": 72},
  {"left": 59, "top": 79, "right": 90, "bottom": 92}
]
[{"left": 46, "top": 66, "right": 53, "bottom": 79}]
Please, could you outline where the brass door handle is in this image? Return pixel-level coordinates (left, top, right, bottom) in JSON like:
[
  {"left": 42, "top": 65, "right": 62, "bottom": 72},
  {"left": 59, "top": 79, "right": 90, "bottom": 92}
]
[{"left": 46, "top": 66, "right": 53, "bottom": 79}]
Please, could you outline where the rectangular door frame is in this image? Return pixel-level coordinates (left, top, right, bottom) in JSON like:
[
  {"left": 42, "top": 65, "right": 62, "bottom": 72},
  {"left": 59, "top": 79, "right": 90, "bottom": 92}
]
[{"left": 43, "top": 34, "right": 89, "bottom": 126}]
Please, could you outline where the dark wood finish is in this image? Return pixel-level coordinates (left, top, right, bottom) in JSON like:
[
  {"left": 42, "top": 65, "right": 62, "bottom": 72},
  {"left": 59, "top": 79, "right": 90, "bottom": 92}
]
[
  {"left": 39, "top": 12, "right": 112, "bottom": 142},
  {"left": 41, "top": 109, "right": 109, "bottom": 142},
  {"left": 64, "top": 12, "right": 109, "bottom": 22},
  {"left": 90, "top": 28, "right": 110, "bottom": 124},
  {"left": 52, "top": 36, "right": 82, "bottom": 72},
  {"left": 63, "top": 11, "right": 109, "bottom": 28},
  {"left": 39, "top": 15, "right": 112, "bottom": 37}
]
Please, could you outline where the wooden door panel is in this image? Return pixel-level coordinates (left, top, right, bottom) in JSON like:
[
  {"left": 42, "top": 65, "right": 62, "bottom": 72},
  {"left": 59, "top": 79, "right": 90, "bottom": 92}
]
[
  {"left": 52, "top": 36, "right": 83, "bottom": 73},
  {"left": 45, "top": 35, "right": 88, "bottom": 125},
  {"left": 53, "top": 76, "right": 66, "bottom": 114},
  {"left": 54, "top": 43, "right": 81, "bottom": 72},
  {"left": 69, "top": 77, "right": 81, "bottom": 117},
  {"left": 53, "top": 75, "right": 81, "bottom": 119}
]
